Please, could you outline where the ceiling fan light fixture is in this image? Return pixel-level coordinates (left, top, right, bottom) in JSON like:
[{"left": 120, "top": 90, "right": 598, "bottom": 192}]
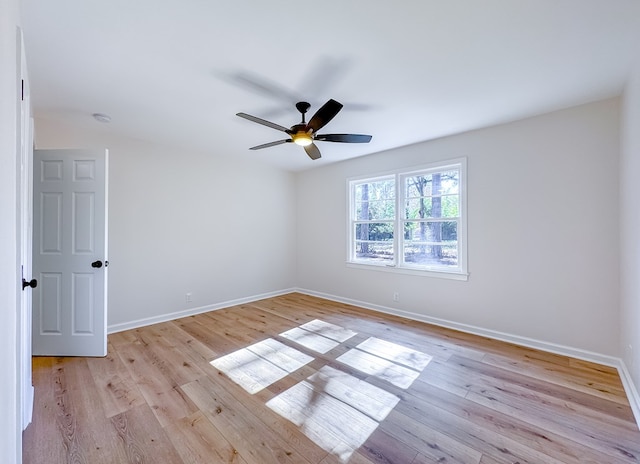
[
  {"left": 292, "top": 131, "right": 313, "bottom": 146},
  {"left": 236, "top": 99, "right": 371, "bottom": 161}
]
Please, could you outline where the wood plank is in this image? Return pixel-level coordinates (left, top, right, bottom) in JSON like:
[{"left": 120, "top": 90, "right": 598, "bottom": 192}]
[
  {"left": 481, "top": 352, "right": 628, "bottom": 403},
  {"left": 85, "top": 341, "right": 146, "bottom": 418},
  {"left": 219, "top": 303, "right": 303, "bottom": 335},
  {"left": 447, "top": 354, "right": 637, "bottom": 423},
  {"left": 416, "top": 358, "right": 476, "bottom": 397},
  {"left": 110, "top": 403, "right": 184, "bottom": 463},
  {"left": 115, "top": 341, "right": 199, "bottom": 427},
  {"left": 142, "top": 320, "right": 219, "bottom": 376},
  {"left": 309, "top": 365, "right": 400, "bottom": 420},
  {"left": 398, "top": 374, "right": 632, "bottom": 464},
  {"left": 207, "top": 361, "right": 332, "bottom": 464},
  {"left": 181, "top": 376, "right": 315, "bottom": 464},
  {"left": 210, "top": 338, "right": 314, "bottom": 394},
  {"left": 50, "top": 357, "right": 131, "bottom": 463},
  {"left": 393, "top": 386, "right": 593, "bottom": 464},
  {"left": 319, "top": 450, "right": 376, "bottom": 464},
  {"left": 336, "top": 347, "right": 422, "bottom": 389},
  {"left": 380, "top": 409, "right": 483, "bottom": 464},
  {"left": 358, "top": 427, "right": 419, "bottom": 464},
  {"left": 175, "top": 316, "right": 244, "bottom": 357},
  {"left": 354, "top": 336, "right": 432, "bottom": 371},
  {"left": 22, "top": 357, "right": 66, "bottom": 464},
  {"left": 165, "top": 411, "right": 249, "bottom": 464},
  {"left": 466, "top": 382, "right": 640, "bottom": 461},
  {"left": 266, "top": 378, "right": 380, "bottom": 457},
  {"left": 280, "top": 326, "right": 344, "bottom": 354},
  {"left": 470, "top": 368, "right": 639, "bottom": 432}
]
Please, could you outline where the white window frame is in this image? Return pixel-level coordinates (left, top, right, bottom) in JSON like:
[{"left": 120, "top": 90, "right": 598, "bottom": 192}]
[{"left": 347, "top": 158, "right": 468, "bottom": 281}]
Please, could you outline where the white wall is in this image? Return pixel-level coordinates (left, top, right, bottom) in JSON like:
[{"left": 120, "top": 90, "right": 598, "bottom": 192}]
[
  {"left": 34, "top": 118, "right": 297, "bottom": 328},
  {"left": 621, "top": 60, "right": 640, "bottom": 400},
  {"left": 297, "top": 98, "right": 621, "bottom": 356},
  {"left": 0, "top": 0, "right": 22, "bottom": 461}
]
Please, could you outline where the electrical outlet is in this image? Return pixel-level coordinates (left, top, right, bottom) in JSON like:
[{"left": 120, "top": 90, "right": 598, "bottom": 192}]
[
  {"left": 393, "top": 292, "right": 400, "bottom": 302},
  {"left": 185, "top": 292, "right": 192, "bottom": 303}
]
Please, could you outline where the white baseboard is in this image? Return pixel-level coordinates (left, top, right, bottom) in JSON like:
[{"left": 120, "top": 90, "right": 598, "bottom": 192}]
[
  {"left": 617, "top": 361, "right": 640, "bottom": 428},
  {"left": 107, "top": 288, "right": 296, "bottom": 334},
  {"left": 296, "top": 288, "right": 640, "bottom": 428}
]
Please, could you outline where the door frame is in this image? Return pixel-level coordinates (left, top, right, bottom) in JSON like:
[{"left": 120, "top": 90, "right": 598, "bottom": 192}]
[{"left": 18, "top": 27, "right": 34, "bottom": 431}]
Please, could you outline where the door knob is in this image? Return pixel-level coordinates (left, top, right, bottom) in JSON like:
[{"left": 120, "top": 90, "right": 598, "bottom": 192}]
[
  {"left": 91, "top": 260, "right": 103, "bottom": 268},
  {"left": 22, "top": 278, "right": 37, "bottom": 290}
]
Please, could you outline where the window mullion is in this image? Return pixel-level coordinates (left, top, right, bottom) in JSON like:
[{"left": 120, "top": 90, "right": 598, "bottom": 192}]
[{"left": 396, "top": 173, "right": 404, "bottom": 268}]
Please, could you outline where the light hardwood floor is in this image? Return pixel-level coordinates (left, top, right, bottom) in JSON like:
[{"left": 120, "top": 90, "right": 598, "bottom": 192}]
[{"left": 23, "top": 293, "right": 640, "bottom": 463}]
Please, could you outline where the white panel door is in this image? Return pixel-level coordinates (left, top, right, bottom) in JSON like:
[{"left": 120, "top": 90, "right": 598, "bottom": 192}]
[{"left": 32, "top": 149, "right": 108, "bottom": 357}]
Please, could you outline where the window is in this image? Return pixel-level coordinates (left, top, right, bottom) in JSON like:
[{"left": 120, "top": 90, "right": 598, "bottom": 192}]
[{"left": 348, "top": 159, "right": 467, "bottom": 280}]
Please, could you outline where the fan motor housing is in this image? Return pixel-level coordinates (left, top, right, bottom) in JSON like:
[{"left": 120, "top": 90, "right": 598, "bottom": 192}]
[
  {"left": 289, "top": 123, "right": 307, "bottom": 134},
  {"left": 295, "top": 101, "right": 311, "bottom": 114}
]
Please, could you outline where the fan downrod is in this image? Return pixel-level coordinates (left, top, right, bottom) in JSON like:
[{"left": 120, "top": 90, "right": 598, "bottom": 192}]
[{"left": 295, "top": 101, "right": 311, "bottom": 123}]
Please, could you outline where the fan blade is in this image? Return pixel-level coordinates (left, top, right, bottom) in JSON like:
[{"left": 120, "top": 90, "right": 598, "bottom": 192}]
[
  {"left": 314, "top": 133, "right": 372, "bottom": 143},
  {"left": 307, "top": 99, "right": 343, "bottom": 133},
  {"left": 249, "top": 139, "right": 292, "bottom": 150},
  {"left": 304, "top": 143, "right": 322, "bottom": 160},
  {"left": 236, "top": 113, "right": 290, "bottom": 133}
]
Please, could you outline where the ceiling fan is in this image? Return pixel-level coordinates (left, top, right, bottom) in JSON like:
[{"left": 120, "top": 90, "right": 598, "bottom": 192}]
[{"left": 236, "top": 99, "right": 372, "bottom": 160}]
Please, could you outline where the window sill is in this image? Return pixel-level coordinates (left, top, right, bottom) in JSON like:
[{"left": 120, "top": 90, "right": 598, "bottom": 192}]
[{"left": 346, "top": 262, "right": 469, "bottom": 281}]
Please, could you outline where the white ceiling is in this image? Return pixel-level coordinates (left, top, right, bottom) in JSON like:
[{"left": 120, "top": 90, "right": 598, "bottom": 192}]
[{"left": 20, "top": 0, "right": 640, "bottom": 171}]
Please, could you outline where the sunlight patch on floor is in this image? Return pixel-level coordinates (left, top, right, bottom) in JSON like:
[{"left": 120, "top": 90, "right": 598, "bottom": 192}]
[
  {"left": 210, "top": 320, "right": 432, "bottom": 462},
  {"left": 210, "top": 338, "right": 313, "bottom": 394},
  {"left": 308, "top": 365, "right": 400, "bottom": 421},
  {"left": 337, "top": 337, "right": 432, "bottom": 389},
  {"left": 355, "top": 337, "right": 432, "bottom": 371},
  {"left": 280, "top": 319, "right": 357, "bottom": 354},
  {"left": 266, "top": 365, "right": 399, "bottom": 463}
]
